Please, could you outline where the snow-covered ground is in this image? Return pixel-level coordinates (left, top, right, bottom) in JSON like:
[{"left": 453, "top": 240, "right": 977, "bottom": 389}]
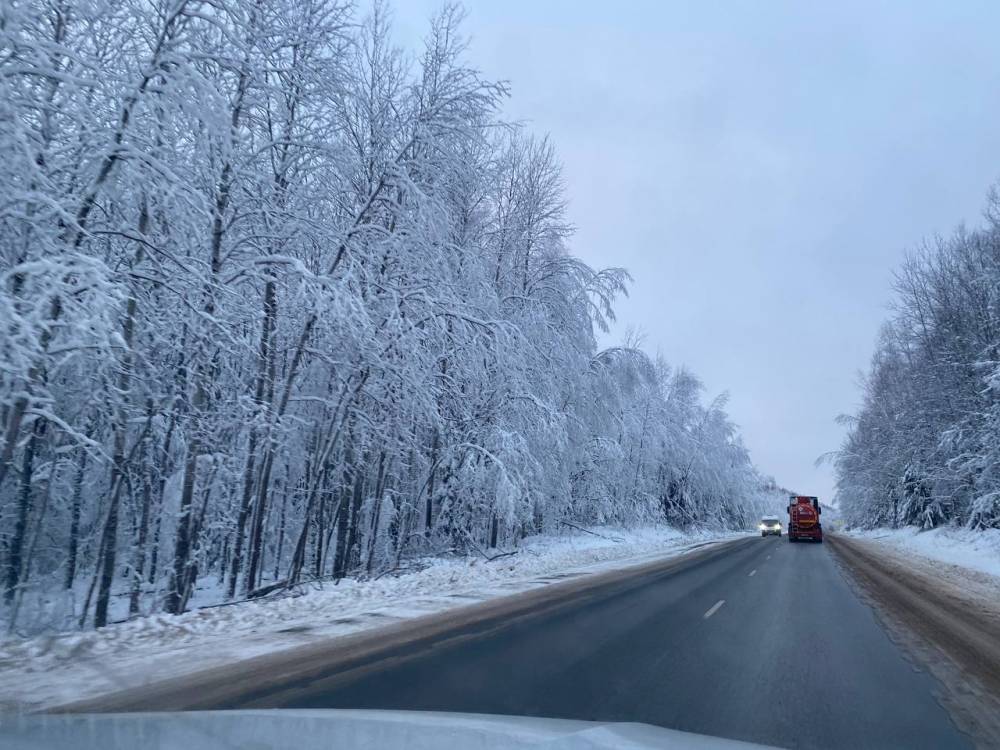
[
  {"left": 844, "top": 525, "right": 1000, "bottom": 630},
  {"left": 0, "top": 525, "right": 742, "bottom": 713},
  {"left": 846, "top": 526, "right": 1000, "bottom": 581}
]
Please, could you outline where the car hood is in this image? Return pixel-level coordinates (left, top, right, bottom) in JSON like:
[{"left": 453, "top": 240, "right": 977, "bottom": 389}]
[{"left": 5, "top": 709, "right": 777, "bottom": 749}]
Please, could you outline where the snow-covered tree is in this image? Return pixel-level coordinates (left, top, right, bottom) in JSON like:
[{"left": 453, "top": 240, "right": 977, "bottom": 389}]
[
  {"left": 0, "top": 0, "right": 770, "bottom": 634},
  {"left": 835, "top": 189, "right": 1000, "bottom": 531}
]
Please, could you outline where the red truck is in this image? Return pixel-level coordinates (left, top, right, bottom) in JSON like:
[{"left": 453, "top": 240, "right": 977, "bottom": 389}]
[{"left": 787, "top": 495, "right": 823, "bottom": 543}]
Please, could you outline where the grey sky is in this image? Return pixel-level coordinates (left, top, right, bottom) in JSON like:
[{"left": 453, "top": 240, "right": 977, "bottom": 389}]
[{"left": 396, "top": 1, "right": 1000, "bottom": 500}]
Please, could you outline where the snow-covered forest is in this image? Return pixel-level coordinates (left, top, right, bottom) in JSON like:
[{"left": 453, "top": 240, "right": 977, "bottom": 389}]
[
  {"left": 1, "top": 0, "right": 772, "bottom": 633},
  {"left": 836, "top": 186, "right": 1000, "bottom": 531}
]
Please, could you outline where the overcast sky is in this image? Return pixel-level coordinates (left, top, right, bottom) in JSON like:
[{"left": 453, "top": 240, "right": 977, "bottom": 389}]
[{"left": 396, "top": 1, "right": 1000, "bottom": 501}]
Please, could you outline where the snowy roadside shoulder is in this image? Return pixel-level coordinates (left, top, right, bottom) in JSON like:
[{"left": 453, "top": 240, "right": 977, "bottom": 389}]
[
  {"left": 0, "top": 526, "right": 743, "bottom": 713},
  {"left": 843, "top": 526, "right": 1000, "bottom": 601},
  {"left": 845, "top": 526, "right": 1000, "bottom": 580}
]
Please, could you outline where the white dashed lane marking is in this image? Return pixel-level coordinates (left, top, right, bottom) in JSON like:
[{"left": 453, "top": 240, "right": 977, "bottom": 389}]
[{"left": 703, "top": 600, "right": 725, "bottom": 619}]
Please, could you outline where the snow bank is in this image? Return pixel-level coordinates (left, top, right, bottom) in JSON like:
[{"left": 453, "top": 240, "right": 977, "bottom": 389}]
[
  {"left": 846, "top": 526, "right": 1000, "bottom": 581},
  {"left": 0, "top": 525, "right": 740, "bottom": 712}
]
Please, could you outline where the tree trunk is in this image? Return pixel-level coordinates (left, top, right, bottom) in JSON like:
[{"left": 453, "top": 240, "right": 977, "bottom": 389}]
[
  {"left": 93, "top": 470, "right": 126, "bottom": 627},
  {"left": 0, "top": 397, "right": 28, "bottom": 492},
  {"left": 128, "top": 438, "right": 154, "bottom": 617},
  {"left": 4, "top": 418, "right": 43, "bottom": 603},
  {"left": 7, "top": 430, "right": 57, "bottom": 633},
  {"left": 165, "top": 400, "right": 202, "bottom": 615},
  {"left": 65, "top": 446, "right": 88, "bottom": 590},
  {"left": 94, "top": 198, "right": 147, "bottom": 627},
  {"left": 228, "top": 431, "right": 260, "bottom": 597},
  {"left": 345, "top": 455, "right": 366, "bottom": 571},
  {"left": 149, "top": 392, "right": 180, "bottom": 587},
  {"left": 489, "top": 514, "right": 499, "bottom": 549},
  {"left": 313, "top": 479, "right": 326, "bottom": 579},
  {"left": 365, "top": 451, "right": 388, "bottom": 573},
  {"left": 176, "top": 460, "right": 217, "bottom": 613},
  {"left": 244, "top": 279, "right": 278, "bottom": 594},
  {"left": 227, "top": 277, "right": 277, "bottom": 597},
  {"left": 332, "top": 453, "right": 357, "bottom": 580},
  {"left": 148, "top": 506, "right": 162, "bottom": 585},
  {"left": 425, "top": 430, "right": 439, "bottom": 536},
  {"left": 245, "top": 450, "right": 274, "bottom": 594},
  {"left": 274, "top": 481, "right": 289, "bottom": 580}
]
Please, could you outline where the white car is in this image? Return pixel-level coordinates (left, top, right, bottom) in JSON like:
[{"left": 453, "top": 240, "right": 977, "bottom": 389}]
[{"left": 759, "top": 516, "right": 782, "bottom": 537}]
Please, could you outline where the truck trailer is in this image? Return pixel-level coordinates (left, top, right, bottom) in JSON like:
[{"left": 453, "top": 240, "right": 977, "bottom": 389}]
[{"left": 787, "top": 495, "right": 823, "bottom": 543}]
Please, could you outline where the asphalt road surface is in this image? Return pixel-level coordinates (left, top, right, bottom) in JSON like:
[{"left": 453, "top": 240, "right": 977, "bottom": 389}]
[{"left": 239, "top": 537, "right": 971, "bottom": 749}]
